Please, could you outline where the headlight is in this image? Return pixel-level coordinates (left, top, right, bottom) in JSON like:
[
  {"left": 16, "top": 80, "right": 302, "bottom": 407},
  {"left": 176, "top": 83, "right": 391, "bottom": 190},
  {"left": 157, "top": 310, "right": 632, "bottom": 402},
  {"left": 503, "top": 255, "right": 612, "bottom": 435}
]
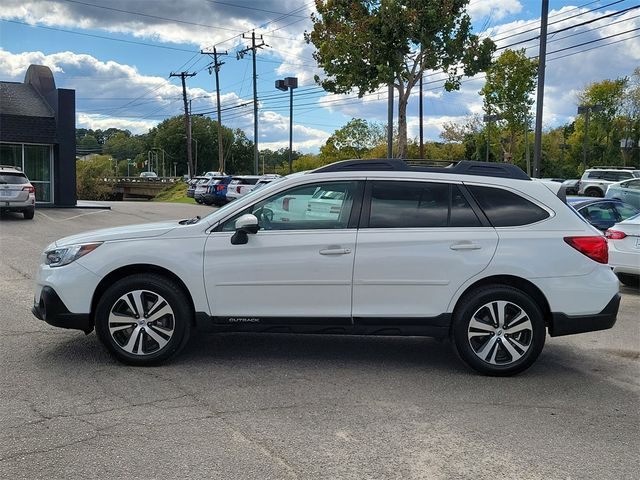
[{"left": 44, "top": 242, "right": 102, "bottom": 267}]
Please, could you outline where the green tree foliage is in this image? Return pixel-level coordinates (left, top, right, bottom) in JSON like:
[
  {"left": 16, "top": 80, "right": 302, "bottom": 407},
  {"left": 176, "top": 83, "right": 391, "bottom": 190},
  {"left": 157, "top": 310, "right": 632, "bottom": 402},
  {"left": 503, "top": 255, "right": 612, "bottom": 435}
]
[
  {"left": 77, "top": 134, "right": 100, "bottom": 154},
  {"left": 320, "top": 118, "right": 386, "bottom": 159},
  {"left": 569, "top": 77, "right": 629, "bottom": 167},
  {"left": 76, "top": 155, "right": 115, "bottom": 200},
  {"left": 147, "top": 115, "right": 239, "bottom": 176},
  {"left": 480, "top": 49, "right": 538, "bottom": 163},
  {"left": 306, "top": 0, "right": 494, "bottom": 158},
  {"left": 103, "top": 132, "right": 145, "bottom": 161}
]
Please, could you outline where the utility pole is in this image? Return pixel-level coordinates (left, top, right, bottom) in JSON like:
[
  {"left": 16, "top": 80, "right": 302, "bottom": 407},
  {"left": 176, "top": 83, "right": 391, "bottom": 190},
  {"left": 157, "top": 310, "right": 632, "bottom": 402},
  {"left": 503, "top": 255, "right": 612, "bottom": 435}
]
[
  {"left": 170, "top": 71, "right": 196, "bottom": 177},
  {"left": 238, "top": 31, "right": 267, "bottom": 174},
  {"left": 202, "top": 47, "right": 228, "bottom": 173},
  {"left": 387, "top": 84, "right": 394, "bottom": 158},
  {"left": 533, "top": 0, "right": 549, "bottom": 178},
  {"left": 419, "top": 73, "right": 424, "bottom": 159}
]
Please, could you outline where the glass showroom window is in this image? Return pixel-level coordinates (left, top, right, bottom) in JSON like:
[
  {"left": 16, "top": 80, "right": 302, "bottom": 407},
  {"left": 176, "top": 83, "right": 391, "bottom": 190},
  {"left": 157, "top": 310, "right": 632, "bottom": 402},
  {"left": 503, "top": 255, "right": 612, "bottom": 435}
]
[
  {"left": 0, "top": 143, "right": 22, "bottom": 168},
  {"left": 0, "top": 143, "right": 53, "bottom": 203},
  {"left": 24, "top": 145, "right": 52, "bottom": 203}
]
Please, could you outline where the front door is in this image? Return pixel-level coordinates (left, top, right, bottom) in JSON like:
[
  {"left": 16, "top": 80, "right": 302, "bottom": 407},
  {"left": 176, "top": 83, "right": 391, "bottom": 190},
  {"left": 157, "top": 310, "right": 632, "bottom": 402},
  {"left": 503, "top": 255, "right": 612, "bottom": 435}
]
[{"left": 204, "top": 180, "right": 363, "bottom": 321}]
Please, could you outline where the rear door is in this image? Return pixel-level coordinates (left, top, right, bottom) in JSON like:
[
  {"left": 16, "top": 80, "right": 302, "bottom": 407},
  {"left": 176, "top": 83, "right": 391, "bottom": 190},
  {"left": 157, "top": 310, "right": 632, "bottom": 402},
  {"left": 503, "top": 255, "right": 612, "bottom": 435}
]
[{"left": 352, "top": 180, "right": 498, "bottom": 319}]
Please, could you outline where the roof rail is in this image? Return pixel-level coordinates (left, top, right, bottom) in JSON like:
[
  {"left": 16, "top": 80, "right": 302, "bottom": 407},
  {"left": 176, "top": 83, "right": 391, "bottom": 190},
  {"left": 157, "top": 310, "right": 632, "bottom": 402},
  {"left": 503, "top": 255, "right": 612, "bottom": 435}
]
[
  {"left": 312, "top": 158, "right": 530, "bottom": 180},
  {"left": 590, "top": 165, "right": 638, "bottom": 170},
  {"left": 0, "top": 164, "right": 22, "bottom": 171}
]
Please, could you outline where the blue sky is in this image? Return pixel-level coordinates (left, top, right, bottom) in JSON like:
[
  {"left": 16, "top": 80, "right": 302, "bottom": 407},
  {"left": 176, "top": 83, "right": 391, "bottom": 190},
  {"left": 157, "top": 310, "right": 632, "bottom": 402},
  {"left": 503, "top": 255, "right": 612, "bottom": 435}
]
[{"left": 1, "top": 1, "right": 639, "bottom": 152}]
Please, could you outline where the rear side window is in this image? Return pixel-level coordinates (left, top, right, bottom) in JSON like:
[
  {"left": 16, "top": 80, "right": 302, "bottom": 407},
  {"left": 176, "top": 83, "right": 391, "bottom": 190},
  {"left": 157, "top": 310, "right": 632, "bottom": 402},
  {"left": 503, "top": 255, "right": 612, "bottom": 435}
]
[
  {"left": 368, "top": 182, "right": 481, "bottom": 228},
  {"left": 0, "top": 173, "right": 28, "bottom": 184},
  {"left": 468, "top": 186, "right": 549, "bottom": 227}
]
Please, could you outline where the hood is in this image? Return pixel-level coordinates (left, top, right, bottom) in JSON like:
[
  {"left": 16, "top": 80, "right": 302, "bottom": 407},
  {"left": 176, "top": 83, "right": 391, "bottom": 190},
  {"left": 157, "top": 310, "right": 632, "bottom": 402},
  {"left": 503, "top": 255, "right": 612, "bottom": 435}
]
[{"left": 55, "top": 221, "right": 180, "bottom": 247}]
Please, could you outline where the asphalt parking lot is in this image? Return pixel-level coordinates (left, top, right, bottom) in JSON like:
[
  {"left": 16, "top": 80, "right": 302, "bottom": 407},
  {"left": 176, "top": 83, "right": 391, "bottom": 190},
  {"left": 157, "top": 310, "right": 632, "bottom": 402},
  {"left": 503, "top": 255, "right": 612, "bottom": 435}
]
[{"left": 1, "top": 202, "right": 638, "bottom": 479}]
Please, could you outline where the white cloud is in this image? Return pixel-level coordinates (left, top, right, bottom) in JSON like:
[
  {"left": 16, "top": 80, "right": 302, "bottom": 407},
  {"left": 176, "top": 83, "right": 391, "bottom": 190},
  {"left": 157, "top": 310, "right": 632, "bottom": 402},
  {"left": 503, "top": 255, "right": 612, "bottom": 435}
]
[
  {"left": 468, "top": 0, "right": 523, "bottom": 21},
  {"left": 76, "top": 113, "right": 155, "bottom": 134}
]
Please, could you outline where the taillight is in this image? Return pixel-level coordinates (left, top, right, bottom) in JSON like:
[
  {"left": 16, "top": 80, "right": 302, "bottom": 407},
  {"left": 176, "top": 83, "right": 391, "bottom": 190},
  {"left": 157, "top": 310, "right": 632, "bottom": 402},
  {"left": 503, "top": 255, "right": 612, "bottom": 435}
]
[
  {"left": 564, "top": 236, "right": 608, "bottom": 264},
  {"left": 216, "top": 185, "right": 225, "bottom": 191},
  {"left": 236, "top": 186, "right": 242, "bottom": 193},
  {"left": 22, "top": 186, "right": 35, "bottom": 194},
  {"left": 605, "top": 230, "right": 626, "bottom": 240}
]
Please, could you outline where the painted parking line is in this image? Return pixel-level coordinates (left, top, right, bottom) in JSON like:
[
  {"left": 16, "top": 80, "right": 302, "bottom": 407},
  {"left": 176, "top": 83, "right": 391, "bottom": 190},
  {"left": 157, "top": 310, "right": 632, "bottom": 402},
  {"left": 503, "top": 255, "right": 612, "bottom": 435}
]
[{"left": 36, "top": 209, "right": 109, "bottom": 222}]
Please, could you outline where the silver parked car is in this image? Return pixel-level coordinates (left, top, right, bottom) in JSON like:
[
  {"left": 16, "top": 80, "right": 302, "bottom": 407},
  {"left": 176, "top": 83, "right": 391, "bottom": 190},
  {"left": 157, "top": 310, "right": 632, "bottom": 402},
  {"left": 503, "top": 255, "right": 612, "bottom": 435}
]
[
  {"left": 0, "top": 165, "right": 36, "bottom": 219},
  {"left": 605, "top": 178, "right": 640, "bottom": 209}
]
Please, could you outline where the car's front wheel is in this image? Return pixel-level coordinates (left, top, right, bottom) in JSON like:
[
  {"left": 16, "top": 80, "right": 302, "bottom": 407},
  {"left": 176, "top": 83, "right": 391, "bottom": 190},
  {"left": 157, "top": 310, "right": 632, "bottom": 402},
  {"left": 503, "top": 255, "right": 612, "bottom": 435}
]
[
  {"left": 452, "top": 286, "right": 546, "bottom": 376},
  {"left": 95, "top": 274, "right": 191, "bottom": 365}
]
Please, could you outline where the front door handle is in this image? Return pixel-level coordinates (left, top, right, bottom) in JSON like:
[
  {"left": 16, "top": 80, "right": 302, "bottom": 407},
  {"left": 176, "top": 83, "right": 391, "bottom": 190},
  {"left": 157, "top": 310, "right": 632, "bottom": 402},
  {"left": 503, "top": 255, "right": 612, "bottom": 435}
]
[
  {"left": 319, "top": 248, "right": 352, "bottom": 255},
  {"left": 450, "top": 243, "right": 482, "bottom": 251}
]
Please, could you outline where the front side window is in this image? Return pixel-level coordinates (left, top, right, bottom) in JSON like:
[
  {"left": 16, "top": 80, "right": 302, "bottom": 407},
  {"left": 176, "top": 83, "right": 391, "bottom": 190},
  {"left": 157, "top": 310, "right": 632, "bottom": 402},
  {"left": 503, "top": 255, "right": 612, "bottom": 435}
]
[
  {"left": 367, "top": 181, "right": 481, "bottom": 228},
  {"left": 221, "top": 181, "right": 360, "bottom": 231},
  {"left": 468, "top": 185, "right": 549, "bottom": 227}
]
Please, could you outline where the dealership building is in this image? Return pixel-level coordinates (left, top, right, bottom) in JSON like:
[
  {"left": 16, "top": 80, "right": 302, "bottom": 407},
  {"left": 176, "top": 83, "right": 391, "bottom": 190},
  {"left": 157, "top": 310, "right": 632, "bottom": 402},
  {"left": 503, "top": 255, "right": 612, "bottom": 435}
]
[{"left": 0, "top": 64, "right": 76, "bottom": 206}]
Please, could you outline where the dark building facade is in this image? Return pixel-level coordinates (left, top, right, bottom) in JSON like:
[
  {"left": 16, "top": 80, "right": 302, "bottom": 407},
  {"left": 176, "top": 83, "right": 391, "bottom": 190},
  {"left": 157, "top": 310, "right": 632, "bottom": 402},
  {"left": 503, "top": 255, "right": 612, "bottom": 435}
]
[{"left": 0, "top": 65, "right": 76, "bottom": 206}]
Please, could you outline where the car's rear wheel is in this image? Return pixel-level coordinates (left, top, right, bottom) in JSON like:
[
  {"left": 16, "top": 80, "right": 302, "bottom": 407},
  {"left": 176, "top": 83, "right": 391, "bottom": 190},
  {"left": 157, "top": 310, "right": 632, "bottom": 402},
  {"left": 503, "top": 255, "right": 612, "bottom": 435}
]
[
  {"left": 452, "top": 286, "right": 546, "bottom": 376},
  {"left": 23, "top": 207, "right": 35, "bottom": 219},
  {"left": 585, "top": 187, "right": 603, "bottom": 197},
  {"left": 95, "top": 274, "right": 191, "bottom": 365},
  {"left": 617, "top": 273, "right": 639, "bottom": 288}
]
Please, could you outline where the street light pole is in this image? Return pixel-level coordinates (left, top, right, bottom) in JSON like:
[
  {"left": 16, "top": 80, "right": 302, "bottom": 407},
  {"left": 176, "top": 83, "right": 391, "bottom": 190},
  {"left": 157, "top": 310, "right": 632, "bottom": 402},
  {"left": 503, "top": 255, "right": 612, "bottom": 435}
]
[
  {"left": 276, "top": 77, "right": 298, "bottom": 174},
  {"left": 578, "top": 104, "right": 604, "bottom": 171},
  {"left": 483, "top": 114, "right": 501, "bottom": 162}
]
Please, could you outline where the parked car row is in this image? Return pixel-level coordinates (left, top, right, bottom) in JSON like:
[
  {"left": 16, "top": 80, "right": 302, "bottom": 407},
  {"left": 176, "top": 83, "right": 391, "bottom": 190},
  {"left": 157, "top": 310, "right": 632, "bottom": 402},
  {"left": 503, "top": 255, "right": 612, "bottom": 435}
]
[{"left": 187, "top": 174, "right": 282, "bottom": 206}]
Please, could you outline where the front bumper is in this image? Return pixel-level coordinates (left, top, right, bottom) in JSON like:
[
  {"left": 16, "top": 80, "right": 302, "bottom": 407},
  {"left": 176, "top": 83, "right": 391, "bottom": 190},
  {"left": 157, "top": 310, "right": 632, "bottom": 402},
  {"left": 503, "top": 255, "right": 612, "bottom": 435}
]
[
  {"left": 550, "top": 294, "right": 620, "bottom": 337},
  {"left": 32, "top": 286, "right": 93, "bottom": 334}
]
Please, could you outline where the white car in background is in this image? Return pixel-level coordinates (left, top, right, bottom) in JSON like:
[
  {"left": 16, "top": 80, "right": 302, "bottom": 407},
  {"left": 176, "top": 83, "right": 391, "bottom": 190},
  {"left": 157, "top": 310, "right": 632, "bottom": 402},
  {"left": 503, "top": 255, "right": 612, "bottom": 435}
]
[
  {"left": 0, "top": 165, "right": 36, "bottom": 219},
  {"left": 226, "top": 174, "right": 281, "bottom": 202},
  {"left": 606, "top": 213, "right": 640, "bottom": 288}
]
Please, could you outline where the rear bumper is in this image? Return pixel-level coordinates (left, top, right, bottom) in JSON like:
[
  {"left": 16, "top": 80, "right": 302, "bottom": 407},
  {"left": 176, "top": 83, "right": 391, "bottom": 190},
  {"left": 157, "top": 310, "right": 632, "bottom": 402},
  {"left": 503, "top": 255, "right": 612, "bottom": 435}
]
[
  {"left": 550, "top": 294, "right": 619, "bottom": 337},
  {"left": 32, "top": 286, "right": 93, "bottom": 334}
]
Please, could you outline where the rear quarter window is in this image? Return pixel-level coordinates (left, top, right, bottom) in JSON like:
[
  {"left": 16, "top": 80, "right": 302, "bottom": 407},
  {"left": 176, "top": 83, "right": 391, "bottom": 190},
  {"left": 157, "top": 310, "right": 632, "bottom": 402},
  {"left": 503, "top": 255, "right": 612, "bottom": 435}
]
[{"left": 468, "top": 185, "right": 549, "bottom": 227}]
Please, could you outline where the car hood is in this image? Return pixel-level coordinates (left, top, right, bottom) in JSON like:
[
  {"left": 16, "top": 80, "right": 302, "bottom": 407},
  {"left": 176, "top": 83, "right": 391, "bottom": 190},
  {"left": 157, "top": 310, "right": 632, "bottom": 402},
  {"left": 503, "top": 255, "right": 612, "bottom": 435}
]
[{"left": 55, "top": 221, "right": 180, "bottom": 247}]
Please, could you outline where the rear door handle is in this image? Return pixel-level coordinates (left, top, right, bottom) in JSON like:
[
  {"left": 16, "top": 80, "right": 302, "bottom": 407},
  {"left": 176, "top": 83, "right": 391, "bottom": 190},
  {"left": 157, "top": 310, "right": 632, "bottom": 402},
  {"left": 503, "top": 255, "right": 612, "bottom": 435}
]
[
  {"left": 450, "top": 243, "right": 482, "bottom": 251},
  {"left": 319, "top": 248, "right": 352, "bottom": 255}
]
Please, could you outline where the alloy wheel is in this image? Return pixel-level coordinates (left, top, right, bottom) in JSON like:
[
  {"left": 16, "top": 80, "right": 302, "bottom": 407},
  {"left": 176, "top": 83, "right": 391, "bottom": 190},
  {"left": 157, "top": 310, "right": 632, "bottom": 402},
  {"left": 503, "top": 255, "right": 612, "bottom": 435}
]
[
  {"left": 108, "top": 289, "right": 175, "bottom": 356},
  {"left": 467, "top": 300, "right": 533, "bottom": 366}
]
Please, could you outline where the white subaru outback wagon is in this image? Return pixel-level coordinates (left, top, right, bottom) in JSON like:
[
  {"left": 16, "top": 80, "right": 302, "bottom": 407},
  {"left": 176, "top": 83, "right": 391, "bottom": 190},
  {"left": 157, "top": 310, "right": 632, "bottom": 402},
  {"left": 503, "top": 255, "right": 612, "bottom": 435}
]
[{"left": 32, "top": 159, "right": 620, "bottom": 376}]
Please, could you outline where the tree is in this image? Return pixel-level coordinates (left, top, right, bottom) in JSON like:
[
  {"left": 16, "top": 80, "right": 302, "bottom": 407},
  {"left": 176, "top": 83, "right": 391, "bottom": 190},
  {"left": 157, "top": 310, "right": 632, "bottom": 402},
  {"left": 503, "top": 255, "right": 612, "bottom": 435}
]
[
  {"left": 306, "top": 0, "right": 494, "bottom": 158},
  {"left": 103, "top": 132, "right": 144, "bottom": 161},
  {"left": 77, "top": 134, "right": 100, "bottom": 154},
  {"left": 76, "top": 155, "right": 115, "bottom": 200},
  {"left": 321, "top": 118, "right": 385, "bottom": 159},
  {"left": 480, "top": 49, "right": 538, "bottom": 163},
  {"left": 571, "top": 77, "right": 628, "bottom": 166}
]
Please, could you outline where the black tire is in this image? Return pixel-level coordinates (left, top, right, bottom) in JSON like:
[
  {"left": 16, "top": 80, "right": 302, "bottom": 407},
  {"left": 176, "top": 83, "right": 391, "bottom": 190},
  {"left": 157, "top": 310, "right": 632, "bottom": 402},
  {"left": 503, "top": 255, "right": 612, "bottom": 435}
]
[
  {"left": 95, "top": 274, "right": 192, "bottom": 365},
  {"left": 585, "top": 187, "right": 603, "bottom": 197},
  {"left": 23, "top": 207, "right": 35, "bottom": 219},
  {"left": 617, "top": 273, "right": 640, "bottom": 288},
  {"left": 451, "top": 285, "right": 546, "bottom": 376}
]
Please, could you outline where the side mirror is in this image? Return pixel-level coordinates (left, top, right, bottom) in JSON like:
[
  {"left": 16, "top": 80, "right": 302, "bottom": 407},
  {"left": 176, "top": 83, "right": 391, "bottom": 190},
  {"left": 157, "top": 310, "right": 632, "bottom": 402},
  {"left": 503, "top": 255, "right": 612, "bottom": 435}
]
[{"left": 231, "top": 214, "right": 259, "bottom": 245}]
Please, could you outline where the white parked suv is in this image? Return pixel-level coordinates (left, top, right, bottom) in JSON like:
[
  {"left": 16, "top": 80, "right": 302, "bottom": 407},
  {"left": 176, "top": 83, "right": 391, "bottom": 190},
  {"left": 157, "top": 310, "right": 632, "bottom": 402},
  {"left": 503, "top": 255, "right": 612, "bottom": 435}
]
[
  {"left": 577, "top": 167, "right": 640, "bottom": 197},
  {"left": 0, "top": 165, "right": 36, "bottom": 219},
  {"left": 32, "top": 159, "right": 620, "bottom": 376}
]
